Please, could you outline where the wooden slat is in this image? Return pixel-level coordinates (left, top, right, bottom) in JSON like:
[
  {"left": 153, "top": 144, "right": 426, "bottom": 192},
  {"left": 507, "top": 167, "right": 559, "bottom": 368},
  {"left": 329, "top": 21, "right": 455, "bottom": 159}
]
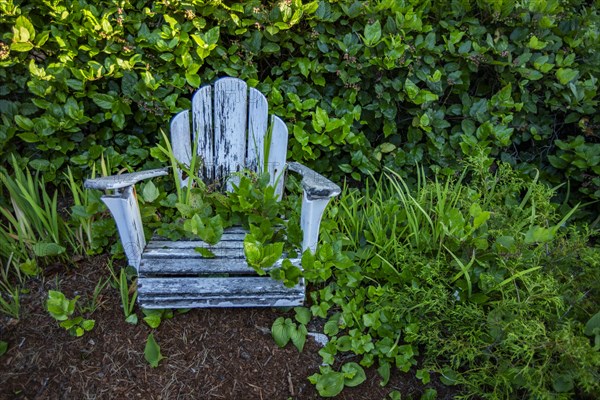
[
  {"left": 214, "top": 77, "right": 248, "bottom": 191},
  {"left": 138, "top": 276, "right": 303, "bottom": 297},
  {"left": 139, "top": 294, "right": 304, "bottom": 309},
  {"left": 246, "top": 87, "right": 269, "bottom": 173},
  {"left": 170, "top": 110, "right": 192, "bottom": 187},
  {"left": 145, "top": 240, "right": 244, "bottom": 251},
  {"left": 142, "top": 246, "right": 245, "bottom": 259},
  {"left": 192, "top": 85, "right": 214, "bottom": 181},
  {"left": 268, "top": 115, "right": 288, "bottom": 199},
  {"left": 139, "top": 257, "right": 252, "bottom": 276}
]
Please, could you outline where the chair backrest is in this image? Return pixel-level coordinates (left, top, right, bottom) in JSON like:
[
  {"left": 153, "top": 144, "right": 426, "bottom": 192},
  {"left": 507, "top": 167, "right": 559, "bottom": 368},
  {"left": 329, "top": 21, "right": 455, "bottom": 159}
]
[{"left": 170, "top": 77, "right": 288, "bottom": 196}]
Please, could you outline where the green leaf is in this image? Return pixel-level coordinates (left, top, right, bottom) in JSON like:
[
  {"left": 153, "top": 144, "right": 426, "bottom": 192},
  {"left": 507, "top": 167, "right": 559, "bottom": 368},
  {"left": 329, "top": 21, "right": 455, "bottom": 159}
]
[
  {"left": 404, "top": 79, "right": 419, "bottom": 99},
  {"left": 290, "top": 323, "right": 307, "bottom": 352},
  {"left": 553, "top": 374, "right": 574, "bottom": 393},
  {"left": 528, "top": 35, "right": 546, "bottom": 50},
  {"left": 272, "top": 317, "right": 291, "bottom": 347},
  {"left": 33, "top": 242, "right": 66, "bottom": 257},
  {"left": 294, "top": 306, "right": 311, "bottom": 325},
  {"left": 142, "top": 181, "right": 160, "bottom": 203},
  {"left": 10, "top": 42, "right": 33, "bottom": 52},
  {"left": 14, "top": 16, "right": 35, "bottom": 42},
  {"left": 584, "top": 311, "right": 600, "bottom": 336},
  {"left": 194, "top": 247, "right": 216, "bottom": 258},
  {"left": 556, "top": 68, "right": 578, "bottom": 84},
  {"left": 125, "top": 314, "right": 139, "bottom": 325},
  {"left": 315, "top": 370, "right": 345, "bottom": 397},
  {"left": 342, "top": 362, "right": 366, "bottom": 387},
  {"left": 14, "top": 115, "right": 34, "bottom": 130},
  {"left": 144, "top": 333, "right": 164, "bottom": 368},
  {"left": 81, "top": 319, "right": 95, "bottom": 331},
  {"left": 364, "top": 20, "right": 382, "bottom": 46},
  {"left": 0, "top": 341, "right": 7, "bottom": 357},
  {"left": 143, "top": 314, "right": 162, "bottom": 329},
  {"left": 91, "top": 93, "right": 115, "bottom": 110},
  {"left": 377, "top": 362, "right": 390, "bottom": 386},
  {"left": 524, "top": 225, "right": 554, "bottom": 243}
]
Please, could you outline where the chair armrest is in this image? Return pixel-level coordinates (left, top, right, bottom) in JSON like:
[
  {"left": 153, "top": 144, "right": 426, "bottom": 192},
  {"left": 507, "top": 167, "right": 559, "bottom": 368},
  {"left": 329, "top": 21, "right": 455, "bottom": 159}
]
[
  {"left": 84, "top": 168, "right": 170, "bottom": 191},
  {"left": 287, "top": 162, "right": 341, "bottom": 200}
]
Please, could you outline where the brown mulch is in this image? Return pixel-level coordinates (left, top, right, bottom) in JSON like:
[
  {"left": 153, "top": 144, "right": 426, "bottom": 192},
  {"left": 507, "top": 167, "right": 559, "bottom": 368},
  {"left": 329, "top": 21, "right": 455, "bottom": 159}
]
[{"left": 0, "top": 255, "right": 459, "bottom": 399}]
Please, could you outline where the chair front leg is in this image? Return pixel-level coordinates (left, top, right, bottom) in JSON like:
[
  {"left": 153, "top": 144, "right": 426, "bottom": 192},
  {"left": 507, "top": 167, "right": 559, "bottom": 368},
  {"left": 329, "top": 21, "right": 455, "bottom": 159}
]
[
  {"left": 101, "top": 186, "right": 146, "bottom": 271},
  {"left": 299, "top": 191, "right": 331, "bottom": 253}
]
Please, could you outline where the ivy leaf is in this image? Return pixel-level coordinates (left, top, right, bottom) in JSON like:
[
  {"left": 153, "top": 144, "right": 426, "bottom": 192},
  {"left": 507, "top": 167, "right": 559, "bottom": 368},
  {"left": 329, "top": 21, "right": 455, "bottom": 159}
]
[{"left": 144, "top": 333, "right": 164, "bottom": 368}]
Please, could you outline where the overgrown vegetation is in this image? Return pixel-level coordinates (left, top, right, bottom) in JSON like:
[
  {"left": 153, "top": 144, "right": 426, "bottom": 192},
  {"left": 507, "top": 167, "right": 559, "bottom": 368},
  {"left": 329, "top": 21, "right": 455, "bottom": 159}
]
[
  {"left": 1, "top": 0, "right": 599, "bottom": 398},
  {"left": 307, "top": 155, "right": 600, "bottom": 398}
]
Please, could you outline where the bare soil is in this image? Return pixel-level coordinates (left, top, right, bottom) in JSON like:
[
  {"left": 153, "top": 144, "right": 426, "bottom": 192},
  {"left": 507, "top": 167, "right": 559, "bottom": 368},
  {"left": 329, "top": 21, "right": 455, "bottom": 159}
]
[{"left": 0, "top": 256, "right": 459, "bottom": 399}]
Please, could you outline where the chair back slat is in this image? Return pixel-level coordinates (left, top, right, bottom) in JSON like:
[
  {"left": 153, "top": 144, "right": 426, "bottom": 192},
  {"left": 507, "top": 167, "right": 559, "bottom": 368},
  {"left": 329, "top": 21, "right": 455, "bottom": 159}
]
[
  {"left": 246, "top": 87, "right": 269, "bottom": 173},
  {"left": 172, "top": 77, "right": 286, "bottom": 194},
  {"left": 213, "top": 78, "right": 248, "bottom": 190},
  {"left": 192, "top": 85, "right": 214, "bottom": 180},
  {"left": 268, "top": 115, "right": 288, "bottom": 199},
  {"left": 170, "top": 110, "right": 192, "bottom": 187}
]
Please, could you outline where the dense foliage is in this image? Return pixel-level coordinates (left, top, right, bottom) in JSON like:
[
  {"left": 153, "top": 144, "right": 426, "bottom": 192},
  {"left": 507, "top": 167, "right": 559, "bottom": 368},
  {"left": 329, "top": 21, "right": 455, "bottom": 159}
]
[
  {"left": 0, "top": 0, "right": 599, "bottom": 207},
  {"left": 1, "top": 1, "right": 599, "bottom": 398},
  {"left": 309, "top": 156, "right": 600, "bottom": 399}
]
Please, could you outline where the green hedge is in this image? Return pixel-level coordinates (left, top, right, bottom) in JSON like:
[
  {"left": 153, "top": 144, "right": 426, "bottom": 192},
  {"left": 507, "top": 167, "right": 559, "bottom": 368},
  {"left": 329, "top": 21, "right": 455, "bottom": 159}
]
[{"left": 0, "top": 0, "right": 599, "bottom": 204}]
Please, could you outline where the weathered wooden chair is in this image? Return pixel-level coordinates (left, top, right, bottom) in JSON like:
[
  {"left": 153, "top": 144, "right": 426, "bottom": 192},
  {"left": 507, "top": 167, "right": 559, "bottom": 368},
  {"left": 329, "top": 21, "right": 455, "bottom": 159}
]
[{"left": 84, "top": 77, "right": 340, "bottom": 308}]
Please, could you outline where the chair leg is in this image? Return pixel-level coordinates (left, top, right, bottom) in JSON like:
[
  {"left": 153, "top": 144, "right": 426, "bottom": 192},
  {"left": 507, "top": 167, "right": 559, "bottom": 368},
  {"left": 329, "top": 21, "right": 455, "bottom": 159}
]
[
  {"left": 300, "top": 192, "right": 331, "bottom": 253},
  {"left": 101, "top": 186, "right": 146, "bottom": 271}
]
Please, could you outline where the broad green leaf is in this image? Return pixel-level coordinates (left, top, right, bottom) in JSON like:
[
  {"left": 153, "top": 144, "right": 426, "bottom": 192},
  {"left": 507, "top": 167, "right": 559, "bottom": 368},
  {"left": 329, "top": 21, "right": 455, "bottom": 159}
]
[
  {"left": 528, "top": 36, "right": 546, "bottom": 50},
  {"left": 552, "top": 374, "right": 574, "bottom": 393},
  {"left": 404, "top": 79, "right": 419, "bottom": 99},
  {"left": 142, "top": 181, "right": 159, "bottom": 203},
  {"left": 584, "top": 311, "right": 600, "bottom": 336},
  {"left": 91, "top": 93, "right": 115, "bottom": 110},
  {"left": 14, "top": 115, "right": 34, "bottom": 130},
  {"left": 556, "top": 68, "right": 578, "bottom": 84},
  {"left": 10, "top": 42, "right": 33, "bottom": 52},
  {"left": 315, "top": 370, "right": 345, "bottom": 397},
  {"left": 81, "top": 319, "right": 95, "bottom": 331},
  {"left": 290, "top": 323, "right": 307, "bottom": 352},
  {"left": 125, "top": 314, "right": 139, "bottom": 325},
  {"left": 524, "top": 225, "right": 554, "bottom": 243},
  {"left": 14, "top": 16, "right": 35, "bottom": 42},
  {"left": 271, "top": 317, "right": 291, "bottom": 347},
  {"left": 342, "top": 362, "right": 366, "bottom": 387},
  {"left": 364, "top": 20, "right": 381, "bottom": 46},
  {"left": 0, "top": 341, "right": 7, "bottom": 357},
  {"left": 294, "top": 306, "right": 311, "bottom": 325},
  {"left": 144, "top": 333, "right": 164, "bottom": 368},
  {"left": 33, "top": 242, "right": 66, "bottom": 257},
  {"left": 143, "top": 314, "right": 162, "bottom": 329}
]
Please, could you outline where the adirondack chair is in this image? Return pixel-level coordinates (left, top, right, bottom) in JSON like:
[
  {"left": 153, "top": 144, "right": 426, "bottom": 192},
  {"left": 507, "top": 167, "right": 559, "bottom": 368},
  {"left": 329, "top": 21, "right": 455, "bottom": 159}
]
[{"left": 84, "top": 77, "right": 340, "bottom": 308}]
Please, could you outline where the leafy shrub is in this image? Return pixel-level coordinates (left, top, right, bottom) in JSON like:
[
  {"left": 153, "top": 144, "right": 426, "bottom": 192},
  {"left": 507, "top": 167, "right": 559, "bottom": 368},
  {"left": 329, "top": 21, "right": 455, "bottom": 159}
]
[{"left": 0, "top": 0, "right": 598, "bottom": 209}]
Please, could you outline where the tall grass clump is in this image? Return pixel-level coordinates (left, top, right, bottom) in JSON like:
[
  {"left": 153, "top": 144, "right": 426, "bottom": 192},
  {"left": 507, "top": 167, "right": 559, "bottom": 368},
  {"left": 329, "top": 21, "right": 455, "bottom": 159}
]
[{"left": 310, "top": 156, "right": 600, "bottom": 399}]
